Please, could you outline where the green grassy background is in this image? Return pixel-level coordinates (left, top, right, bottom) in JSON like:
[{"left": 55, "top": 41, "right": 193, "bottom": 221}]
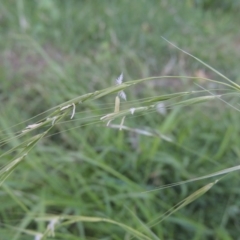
[{"left": 1, "top": 0, "right": 240, "bottom": 239}]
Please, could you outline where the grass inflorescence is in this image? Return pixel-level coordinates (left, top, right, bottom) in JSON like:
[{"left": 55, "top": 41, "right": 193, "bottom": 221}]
[{"left": 1, "top": 1, "right": 240, "bottom": 239}]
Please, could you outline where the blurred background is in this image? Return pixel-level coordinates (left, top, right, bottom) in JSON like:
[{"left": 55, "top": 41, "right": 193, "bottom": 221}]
[{"left": 1, "top": 0, "right": 240, "bottom": 239}]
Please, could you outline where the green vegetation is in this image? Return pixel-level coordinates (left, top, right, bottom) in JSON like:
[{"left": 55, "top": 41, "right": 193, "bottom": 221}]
[{"left": 1, "top": 0, "right": 240, "bottom": 239}]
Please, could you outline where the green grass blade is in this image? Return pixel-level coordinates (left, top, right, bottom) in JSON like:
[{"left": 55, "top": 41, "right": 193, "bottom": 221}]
[{"left": 162, "top": 37, "right": 240, "bottom": 90}]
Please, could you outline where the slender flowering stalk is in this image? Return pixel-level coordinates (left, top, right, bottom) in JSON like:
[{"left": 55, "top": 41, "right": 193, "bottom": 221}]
[{"left": 119, "top": 116, "right": 126, "bottom": 130}]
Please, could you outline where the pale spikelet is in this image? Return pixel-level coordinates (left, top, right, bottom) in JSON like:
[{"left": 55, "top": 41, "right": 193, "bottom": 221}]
[
  {"left": 129, "top": 108, "right": 135, "bottom": 115},
  {"left": 70, "top": 103, "right": 76, "bottom": 119},
  {"left": 115, "top": 72, "right": 123, "bottom": 85},
  {"left": 34, "top": 233, "right": 43, "bottom": 240},
  {"left": 156, "top": 102, "right": 166, "bottom": 115},
  {"left": 60, "top": 103, "right": 76, "bottom": 119},
  {"left": 26, "top": 123, "right": 42, "bottom": 129},
  {"left": 47, "top": 218, "right": 59, "bottom": 237},
  {"left": 51, "top": 116, "right": 58, "bottom": 126},
  {"left": 100, "top": 73, "right": 127, "bottom": 127},
  {"left": 60, "top": 104, "right": 72, "bottom": 111},
  {"left": 118, "top": 90, "right": 127, "bottom": 101},
  {"left": 116, "top": 73, "right": 126, "bottom": 100}
]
